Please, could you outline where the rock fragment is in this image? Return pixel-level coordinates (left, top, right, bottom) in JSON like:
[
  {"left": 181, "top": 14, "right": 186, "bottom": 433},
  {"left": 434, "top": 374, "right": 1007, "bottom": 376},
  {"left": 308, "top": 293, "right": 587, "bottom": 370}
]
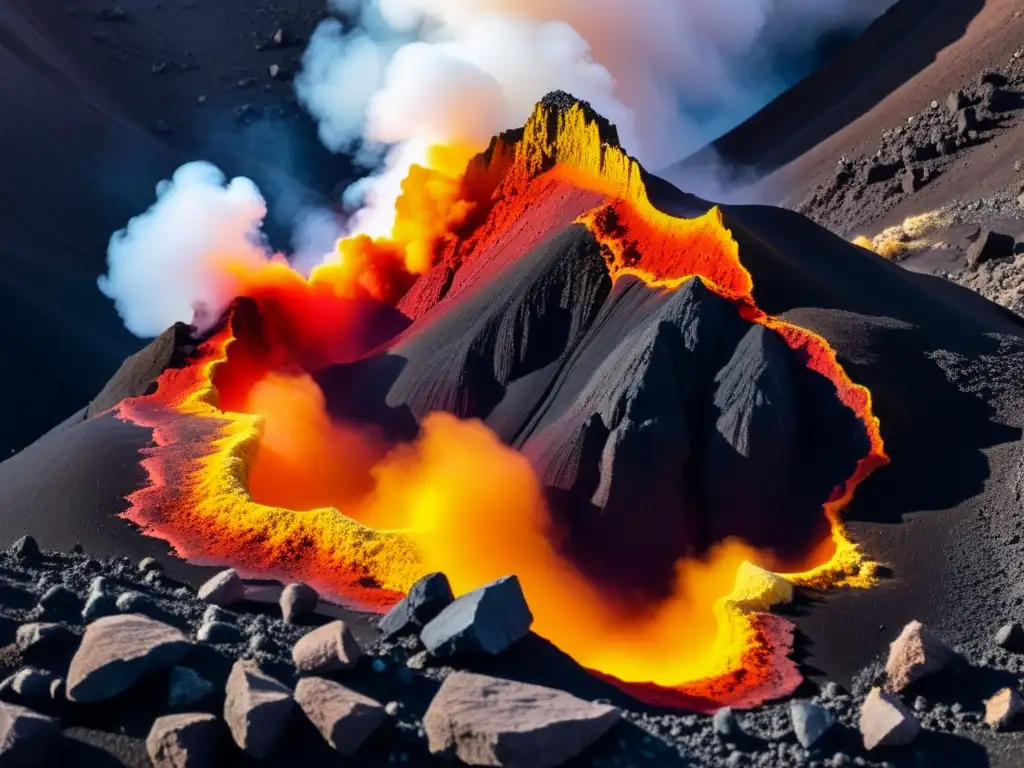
[
  {"left": 713, "top": 707, "right": 743, "bottom": 740},
  {"left": 15, "top": 622, "right": 74, "bottom": 653},
  {"left": 957, "top": 107, "right": 978, "bottom": 137},
  {"left": 790, "top": 700, "right": 836, "bottom": 749},
  {"left": 379, "top": 572, "right": 454, "bottom": 639},
  {"left": 946, "top": 89, "right": 967, "bottom": 115},
  {"left": 197, "top": 569, "right": 245, "bottom": 607},
  {"left": 197, "top": 621, "right": 243, "bottom": 645},
  {"left": 967, "top": 230, "right": 1015, "bottom": 270},
  {"left": 995, "top": 622, "right": 1024, "bottom": 653},
  {"left": 885, "top": 620, "right": 956, "bottom": 691},
  {"left": 292, "top": 621, "right": 363, "bottom": 674},
  {"left": 420, "top": 575, "right": 532, "bottom": 658},
  {"left": 9, "top": 536, "right": 40, "bottom": 563},
  {"left": 984, "top": 688, "right": 1024, "bottom": 730},
  {"left": 38, "top": 585, "right": 80, "bottom": 617},
  {"left": 139, "top": 557, "right": 164, "bottom": 574},
  {"left": 294, "top": 676, "right": 385, "bottom": 755},
  {"left": 147, "top": 713, "right": 219, "bottom": 768},
  {"left": 168, "top": 667, "right": 215, "bottom": 708},
  {"left": 223, "top": 660, "right": 294, "bottom": 759},
  {"left": 280, "top": 583, "right": 319, "bottom": 624},
  {"left": 0, "top": 701, "right": 60, "bottom": 765},
  {"left": 424, "top": 672, "right": 620, "bottom": 768},
  {"left": 859, "top": 687, "right": 920, "bottom": 750},
  {"left": 66, "top": 615, "right": 191, "bottom": 702}
]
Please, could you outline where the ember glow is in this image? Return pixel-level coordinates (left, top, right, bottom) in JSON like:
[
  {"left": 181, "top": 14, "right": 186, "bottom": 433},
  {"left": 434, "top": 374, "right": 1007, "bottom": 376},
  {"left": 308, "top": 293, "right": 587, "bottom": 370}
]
[{"left": 115, "top": 98, "right": 888, "bottom": 711}]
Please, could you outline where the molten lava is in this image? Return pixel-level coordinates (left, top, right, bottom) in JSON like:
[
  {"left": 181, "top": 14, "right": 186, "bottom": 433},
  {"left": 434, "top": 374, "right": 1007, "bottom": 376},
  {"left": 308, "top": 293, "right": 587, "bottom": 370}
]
[{"left": 116, "top": 95, "right": 888, "bottom": 712}]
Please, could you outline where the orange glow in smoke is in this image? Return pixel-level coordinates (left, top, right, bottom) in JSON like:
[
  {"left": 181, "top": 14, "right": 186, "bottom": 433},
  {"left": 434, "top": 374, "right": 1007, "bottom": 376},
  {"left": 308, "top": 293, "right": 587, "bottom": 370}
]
[{"left": 116, "top": 99, "right": 888, "bottom": 711}]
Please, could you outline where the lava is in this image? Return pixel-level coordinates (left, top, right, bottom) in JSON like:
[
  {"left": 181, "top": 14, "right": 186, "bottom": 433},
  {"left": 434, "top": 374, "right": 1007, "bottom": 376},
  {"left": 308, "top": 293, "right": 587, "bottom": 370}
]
[{"left": 115, "top": 95, "right": 888, "bottom": 712}]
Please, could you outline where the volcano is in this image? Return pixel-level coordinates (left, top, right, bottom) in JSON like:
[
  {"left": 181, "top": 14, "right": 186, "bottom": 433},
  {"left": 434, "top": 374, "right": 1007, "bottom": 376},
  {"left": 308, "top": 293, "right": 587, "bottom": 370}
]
[{"left": 4, "top": 88, "right": 1024, "bottom": 734}]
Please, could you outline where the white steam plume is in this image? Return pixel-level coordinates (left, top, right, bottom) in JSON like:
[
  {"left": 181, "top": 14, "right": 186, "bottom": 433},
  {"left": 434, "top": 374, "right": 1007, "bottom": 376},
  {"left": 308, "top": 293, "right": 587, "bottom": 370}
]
[
  {"left": 296, "top": 0, "right": 894, "bottom": 232},
  {"left": 99, "top": 162, "right": 273, "bottom": 337}
]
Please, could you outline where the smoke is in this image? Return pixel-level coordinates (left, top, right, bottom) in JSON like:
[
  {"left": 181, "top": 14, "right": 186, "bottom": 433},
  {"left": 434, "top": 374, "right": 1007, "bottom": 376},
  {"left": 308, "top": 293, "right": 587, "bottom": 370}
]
[
  {"left": 99, "top": 162, "right": 274, "bottom": 338},
  {"left": 296, "top": 0, "right": 894, "bottom": 227}
]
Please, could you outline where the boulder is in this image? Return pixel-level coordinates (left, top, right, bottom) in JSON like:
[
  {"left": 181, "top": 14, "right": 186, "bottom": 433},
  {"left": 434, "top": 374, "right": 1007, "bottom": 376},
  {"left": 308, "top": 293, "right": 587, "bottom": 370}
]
[
  {"left": 197, "top": 621, "right": 243, "bottom": 645},
  {"left": 223, "top": 660, "right": 294, "bottom": 759},
  {"left": 984, "top": 688, "right": 1024, "bottom": 730},
  {"left": 967, "top": 230, "right": 1015, "bottom": 270},
  {"left": 82, "top": 591, "right": 118, "bottom": 623},
  {"left": 292, "top": 621, "right": 363, "bottom": 674},
  {"left": 425, "top": 672, "right": 619, "bottom": 768},
  {"left": 420, "top": 575, "right": 533, "bottom": 658},
  {"left": 379, "top": 572, "right": 454, "bottom": 639},
  {"left": 168, "top": 667, "right": 215, "bottom": 708},
  {"left": 197, "top": 569, "right": 246, "bottom": 607},
  {"left": 147, "top": 713, "right": 219, "bottom": 768},
  {"left": 995, "top": 622, "right": 1024, "bottom": 653},
  {"left": 15, "top": 622, "right": 75, "bottom": 653},
  {"left": 885, "top": 621, "right": 955, "bottom": 691},
  {"left": 859, "top": 687, "right": 920, "bottom": 750},
  {"left": 294, "top": 676, "right": 386, "bottom": 755},
  {"left": 116, "top": 591, "right": 164, "bottom": 620},
  {"left": 280, "top": 583, "right": 319, "bottom": 625},
  {"left": 790, "top": 700, "right": 836, "bottom": 749},
  {"left": 66, "top": 615, "right": 191, "bottom": 702},
  {"left": 713, "top": 707, "right": 743, "bottom": 740},
  {"left": 38, "top": 585, "right": 81, "bottom": 617},
  {"left": 0, "top": 702, "right": 60, "bottom": 765},
  {"left": 8, "top": 537, "right": 40, "bottom": 563}
]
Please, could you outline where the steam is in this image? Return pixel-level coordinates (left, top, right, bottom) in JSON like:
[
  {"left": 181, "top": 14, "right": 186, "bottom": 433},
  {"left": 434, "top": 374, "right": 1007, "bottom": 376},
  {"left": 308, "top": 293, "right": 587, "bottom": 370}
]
[
  {"left": 99, "top": 162, "right": 272, "bottom": 337},
  {"left": 297, "top": 0, "right": 894, "bottom": 229}
]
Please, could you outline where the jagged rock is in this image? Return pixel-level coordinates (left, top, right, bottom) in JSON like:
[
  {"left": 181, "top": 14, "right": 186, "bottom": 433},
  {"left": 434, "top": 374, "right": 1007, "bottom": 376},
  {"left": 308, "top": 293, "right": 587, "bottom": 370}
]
[
  {"left": 967, "top": 230, "right": 1015, "bottom": 270},
  {"left": 223, "top": 660, "right": 294, "bottom": 759},
  {"left": 197, "top": 621, "right": 243, "bottom": 645},
  {"left": 139, "top": 557, "right": 164, "bottom": 574},
  {"left": 147, "top": 713, "right": 219, "bottom": 768},
  {"left": 7, "top": 669, "right": 60, "bottom": 701},
  {"left": 197, "top": 570, "right": 245, "bottom": 607},
  {"left": 292, "top": 621, "right": 363, "bottom": 674},
  {"left": 280, "top": 583, "right": 319, "bottom": 625},
  {"left": 957, "top": 107, "right": 978, "bottom": 137},
  {"left": 379, "top": 572, "right": 454, "bottom": 639},
  {"left": 9, "top": 536, "right": 40, "bottom": 563},
  {"left": 420, "top": 575, "right": 532, "bottom": 658},
  {"left": 66, "top": 615, "right": 191, "bottom": 702},
  {"left": 15, "top": 622, "right": 74, "bottom": 653},
  {"left": 995, "top": 622, "right": 1024, "bottom": 652},
  {"left": 168, "top": 667, "right": 215, "bottom": 708},
  {"left": 294, "top": 677, "right": 386, "bottom": 756},
  {"left": 38, "top": 585, "right": 80, "bottom": 617},
  {"left": 0, "top": 701, "right": 60, "bottom": 765},
  {"left": 790, "top": 700, "right": 836, "bottom": 749},
  {"left": 424, "top": 672, "right": 620, "bottom": 768},
  {"left": 946, "top": 89, "right": 967, "bottom": 115},
  {"left": 860, "top": 687, "right": 920, "bottom": 750},
  {"left": 984, "top": 688, "right": 1024, "bottom": 730},
  {"left": 885, "top": 621, "right": 955, "bottom": 691},
  {"left": 713, "top": 707, "right": 743, "bottom": 740}
]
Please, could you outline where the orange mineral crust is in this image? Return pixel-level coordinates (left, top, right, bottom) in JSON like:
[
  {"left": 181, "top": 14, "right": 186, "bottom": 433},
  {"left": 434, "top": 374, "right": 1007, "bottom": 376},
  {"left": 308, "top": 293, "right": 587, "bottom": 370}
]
[{"left": 115, "top": 95, "right": 888, "bottom": 712}]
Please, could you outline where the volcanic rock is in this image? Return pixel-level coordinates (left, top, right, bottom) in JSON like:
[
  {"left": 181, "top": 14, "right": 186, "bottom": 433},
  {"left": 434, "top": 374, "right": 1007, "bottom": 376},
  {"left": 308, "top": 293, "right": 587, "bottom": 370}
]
[
  {"left": 420, "top": 575, "right": 533, "bottom": 658},
  {"left": 901, "top": 167, "right": 924, "bottom": 194},
  {"left": 984, "top": 688, "right": 1024, "bottom": 730},
  {"left": 9, "top": 536, "right": 39, "bottom": 563},
  {"left": 292, "top": 621, "right": 363, "bottom": 674},
  {"left": 223, "top": 660, "right": 294, "bottom": 759},
  {"left": 197, "top": 621, "right": 243, "bottom": 645},
  {"left": 7, "top": 668, "right": 60, "bottom": 701},
  {"left": 859, "top": 687, "right": 920, "bottom": 750},
  {"left": 82, "top": 590, "right": 118, "bottom": 623},
  {"left": 379, "top": 572, "right": 454, "bottom": 639},
  {"left": 967, "top": 230, "right": 1015, "bottom": 270},
  {"left": 885, "top": 621, "right": 956, "bottom": 692},
  {"left": 294, "top": 676, "right": 386, "bottom": 756},
  {"left": 168, "top": 667, "right": 215, "bottom": 708},
  {"left": 424, "top": 672, "right": 620, "bottom": 768},
  {"left": 957, "top": 107, "right": 978, "bottom": 137},
  {"left": 197, "top": 569, "right": 245, "bottom": 607},
  {"left": 713, "top": 707, "right": 744, "bottom": 741},
  {"left": 139, "top": 557, "right": 163, "bottom": 574},
  {"left": 0, "top": 702, "right": 60, "bottom": 765},
  {"left": 38, "top": 585, "right": 81, "bottom": 617},
  {"left": 280, "top": 583, "right": 319, "bottom": 625},
  {"left": 790, "top": 700, "right": 836, "bottom": 749},
  {"left": 946, "top": 89, "right": 968, "bottom": 115},
  {"left": 15, "top": 622, "right": 74, "bottom": 653},
  {"left": 116, "top": 591, "right": 163, "bottom": 620},
  {"left": 147, "top": 713, "right": 219, "bottom": 768},
  {"left": 66, "top": 615, "right": 191, "bottom": 702},
  {"left": 995, "top": 622, "right": 1024, "bottom": 652}
]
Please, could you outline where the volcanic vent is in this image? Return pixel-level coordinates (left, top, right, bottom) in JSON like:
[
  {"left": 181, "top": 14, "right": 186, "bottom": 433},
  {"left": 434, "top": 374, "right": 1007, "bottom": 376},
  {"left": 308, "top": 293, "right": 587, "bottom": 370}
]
[{"left": 115, "top": 92, "right": 887, "bottom": 711}]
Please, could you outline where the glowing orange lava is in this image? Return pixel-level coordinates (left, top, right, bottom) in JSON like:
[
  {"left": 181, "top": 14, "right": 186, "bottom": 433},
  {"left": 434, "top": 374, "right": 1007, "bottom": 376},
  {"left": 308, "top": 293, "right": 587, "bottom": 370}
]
[{"left": 115, "top": 98, "right": 888, "bottom": 712}]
